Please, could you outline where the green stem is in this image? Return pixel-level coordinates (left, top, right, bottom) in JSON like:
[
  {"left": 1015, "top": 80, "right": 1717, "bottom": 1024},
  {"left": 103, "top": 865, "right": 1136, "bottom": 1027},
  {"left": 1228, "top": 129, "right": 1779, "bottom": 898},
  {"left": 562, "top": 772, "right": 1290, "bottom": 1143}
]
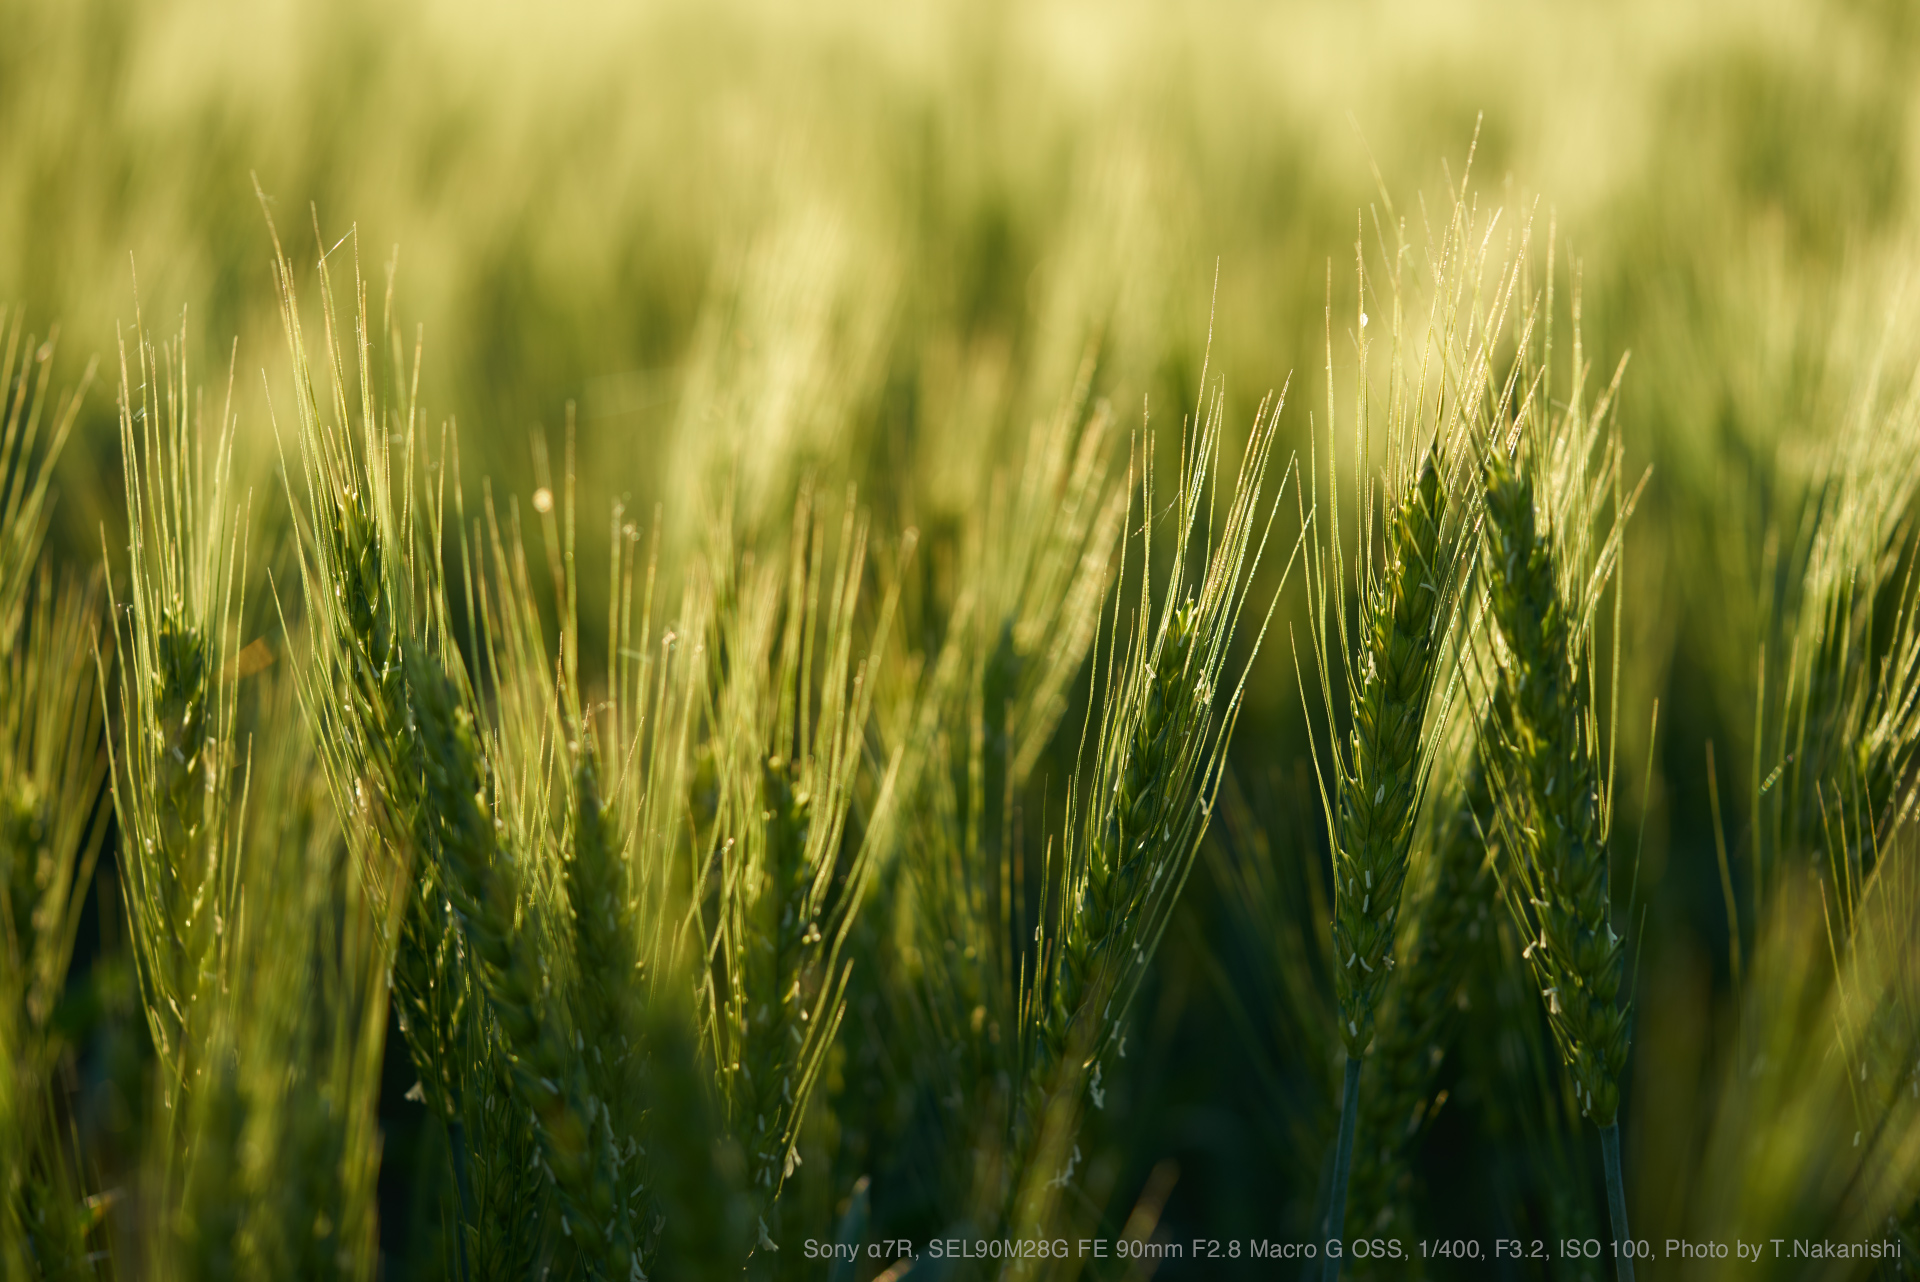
[
  {"left": 1601, "top": 1121, "right": 1635, "bottom": 1282},
  {"left": 1324, "top": 1054, "right": 1361, "bottom": 1282},
  {"left": 448, "top": 1119, "right": 475, "bottom": 1282}
]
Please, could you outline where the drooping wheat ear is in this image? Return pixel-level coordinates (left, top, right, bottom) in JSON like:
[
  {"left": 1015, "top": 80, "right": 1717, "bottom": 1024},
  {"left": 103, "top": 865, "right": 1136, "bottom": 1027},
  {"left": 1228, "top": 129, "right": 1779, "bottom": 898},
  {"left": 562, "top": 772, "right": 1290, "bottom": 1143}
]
[
  {"left": 105, "top": 317, "right": 248, "bottom": 1117},
  {"left": 1013, "top": 382, "right": 1291, "bottom": 1232},
  {"left": 1348, "top": 730, "right": 1496, "bottom": 1243}
]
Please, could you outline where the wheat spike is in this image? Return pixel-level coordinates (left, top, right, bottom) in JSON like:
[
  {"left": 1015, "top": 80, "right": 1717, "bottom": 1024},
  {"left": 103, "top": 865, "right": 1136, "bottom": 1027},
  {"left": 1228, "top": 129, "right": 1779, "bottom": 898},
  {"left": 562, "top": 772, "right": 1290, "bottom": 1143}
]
[
  {"left": 1347, "top": 736, "right": 1495, "bottom": 1249},
  {"left": 1482, "top": 445, "right": 1629, "bottom": 1127},
  {"left": 1012, "top": 380, "right": 1291, "bottom": 1237},
  {"left": 1332, "top": 454, "right": 1450, "bottom": 1057}
]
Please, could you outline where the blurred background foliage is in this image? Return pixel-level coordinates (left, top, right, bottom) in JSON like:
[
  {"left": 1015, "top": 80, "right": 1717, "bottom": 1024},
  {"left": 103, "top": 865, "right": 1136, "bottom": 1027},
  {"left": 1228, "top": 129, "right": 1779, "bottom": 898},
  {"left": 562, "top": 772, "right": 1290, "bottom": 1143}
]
[{"left": 5, "top": 0, "right": 1920, "bottom": 1273}]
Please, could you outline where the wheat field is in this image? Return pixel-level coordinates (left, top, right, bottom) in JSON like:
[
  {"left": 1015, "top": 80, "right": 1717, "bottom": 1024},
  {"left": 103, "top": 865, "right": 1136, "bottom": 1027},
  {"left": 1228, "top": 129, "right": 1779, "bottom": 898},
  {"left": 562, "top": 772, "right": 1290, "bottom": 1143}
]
[{"left": 4, "top": 0, "right": 1920, "bottom": 1278}]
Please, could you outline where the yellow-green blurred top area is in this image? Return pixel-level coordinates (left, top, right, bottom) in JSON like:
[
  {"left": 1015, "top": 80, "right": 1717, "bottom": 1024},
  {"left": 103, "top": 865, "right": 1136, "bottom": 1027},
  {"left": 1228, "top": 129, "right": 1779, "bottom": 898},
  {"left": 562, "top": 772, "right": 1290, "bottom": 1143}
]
[{"left": 3, "top": 0, "right": 1917, "bottom": 635}]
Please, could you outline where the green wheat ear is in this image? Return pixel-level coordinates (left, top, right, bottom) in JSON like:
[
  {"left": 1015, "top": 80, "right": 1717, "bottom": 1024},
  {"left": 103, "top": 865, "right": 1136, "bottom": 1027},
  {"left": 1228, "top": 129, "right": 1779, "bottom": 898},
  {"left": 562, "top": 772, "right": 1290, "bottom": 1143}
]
[
  {"left": 1029, "top": 595, "right": 1206, "bottom": 1107},
  {"left": 1305, "top": 174, "right": 1539, "bottom": 1280},
  {"left": 700, "top": 479, "right": 913, "bottom": 1207},
  {"left": 1013, "top": 378, "right": 1292, "bottom": 1237},
  {"left": 858, "top": 366, "right": 1130, "bottom": 1243},
  {"left": 1482, "top": 444, "right": 1629, "bottom": 1128},
  {"left": 105, "top": 314, "right": 252, "bottom": 1189},
  {"left": 1347, "top": 727, "right": 1497, "bottom": 1245},
  {"left": 403, "top": 639, "right": 638, "bottom": 1275},
  {"left": 0, "top": 309, "right": 94, "bottom": 639},
  {"left": 1477, "top": 388, "right": 1645, "bottom": 1282},
  {"left": 1314, "top": 450, "right": 1468, "bottom": 1282},
  {"left": 1332, "top": 453, "right": 1448, "bottom": 1056},
  {"left": 1, "top": 575, "right": 110, "bottom": 1278}
]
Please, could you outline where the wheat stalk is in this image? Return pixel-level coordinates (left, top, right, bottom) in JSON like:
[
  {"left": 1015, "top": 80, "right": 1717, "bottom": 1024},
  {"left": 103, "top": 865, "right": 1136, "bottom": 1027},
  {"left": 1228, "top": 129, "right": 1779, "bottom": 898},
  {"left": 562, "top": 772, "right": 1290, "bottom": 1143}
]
[
  {"left": 102, "top": 311, "right": 256, "bottom": 1273},
  {"left": 1, "top": 574, "right": 110, "bottom": 1276},
  {"left": 845, "top": 361, "right": 1130, "bottom": 1238},
  {"left": 265, "top": 220, "right": 558, "bottom": 1276},
  {"left": 1479, "top": 351, "right": 1641, "bottom": 1277},
  {"left": 1305, "top": 176, "right": 1520, "bottom": 1276},
  {"left": 105, "top": 313, "right": 248, "bottom": 1093},
  {"left": 227, "top": 667, "right": 390, "bottom": 1278},
  {"left": 1346, "top": 728, "right": 1495, "bottom": 1248},
  {"left": 0, "top": 311, "right": 94, "bottom": 639},
  {"left": 585, "top": 486, "right": 754, "bottom": 1273},
  {"left": 699, "top": 480, "right": 912, "bottom": 1270},
  {"left": 1011, "top": 378, "right": 1291, "bottom": 1241},
  {"left": 1329, "top": 455, "right": 1450, "bottom": 1055}
]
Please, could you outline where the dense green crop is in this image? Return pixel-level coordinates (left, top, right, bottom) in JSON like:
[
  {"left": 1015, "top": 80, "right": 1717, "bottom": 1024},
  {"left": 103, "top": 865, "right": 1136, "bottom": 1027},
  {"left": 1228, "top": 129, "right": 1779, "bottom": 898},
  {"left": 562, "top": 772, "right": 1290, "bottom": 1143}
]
[{"left": 5, "top": 1, "right": 1920, "bottom": 1277}]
